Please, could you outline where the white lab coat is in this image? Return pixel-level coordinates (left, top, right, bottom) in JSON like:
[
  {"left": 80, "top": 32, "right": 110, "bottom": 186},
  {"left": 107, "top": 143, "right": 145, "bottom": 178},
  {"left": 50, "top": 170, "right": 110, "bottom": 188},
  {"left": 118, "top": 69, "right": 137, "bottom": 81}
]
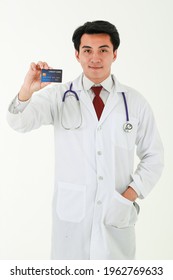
[{"left": 7, "top": 74, "right": 164, "bottom": 259}]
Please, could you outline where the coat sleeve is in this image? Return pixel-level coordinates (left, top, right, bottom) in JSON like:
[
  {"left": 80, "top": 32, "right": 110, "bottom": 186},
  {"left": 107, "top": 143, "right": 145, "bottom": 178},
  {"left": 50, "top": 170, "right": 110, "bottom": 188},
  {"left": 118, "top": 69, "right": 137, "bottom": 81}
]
[
  {"left": 130, "top": 99, "right": 164, "bottom": 199},
  {"left": 6, "top": 88, "right": 55, "bottom": 133}
]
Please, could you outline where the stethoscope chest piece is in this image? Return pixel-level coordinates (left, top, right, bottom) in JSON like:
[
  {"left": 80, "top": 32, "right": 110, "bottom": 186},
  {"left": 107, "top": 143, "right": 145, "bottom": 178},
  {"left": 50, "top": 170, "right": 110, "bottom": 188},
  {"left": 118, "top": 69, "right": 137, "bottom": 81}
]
[{"left": 123, "top": 122, "right": 133, "bottom": 133}]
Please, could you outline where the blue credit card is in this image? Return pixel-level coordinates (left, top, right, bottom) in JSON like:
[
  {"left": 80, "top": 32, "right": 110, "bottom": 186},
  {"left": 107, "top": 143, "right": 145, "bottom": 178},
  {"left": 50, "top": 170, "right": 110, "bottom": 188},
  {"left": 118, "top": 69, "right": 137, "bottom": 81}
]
[{"left": 41, "top": 69, "right": 62, "bottom": 83}]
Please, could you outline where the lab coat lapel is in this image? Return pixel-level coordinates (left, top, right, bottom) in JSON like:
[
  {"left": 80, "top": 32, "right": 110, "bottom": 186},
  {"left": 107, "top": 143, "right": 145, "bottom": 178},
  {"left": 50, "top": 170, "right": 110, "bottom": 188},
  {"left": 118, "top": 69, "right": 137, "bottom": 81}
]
[
  {"left": 99, "top": 76, "right": 127, "bottom": 125},
  {"left": 72, "top": 75, "right": 98, "bottom": 119},
  {"left": 80, "top": 91, "right": 97, "bottom": 119},
  {"left": 99, "top": 88, "right": 120, "bottom": 123}
]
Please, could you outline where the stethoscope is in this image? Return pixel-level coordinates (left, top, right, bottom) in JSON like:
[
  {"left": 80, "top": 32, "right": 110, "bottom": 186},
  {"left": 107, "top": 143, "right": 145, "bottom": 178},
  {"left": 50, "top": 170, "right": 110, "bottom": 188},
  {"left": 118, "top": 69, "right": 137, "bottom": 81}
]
[{"left": 61, "top": 83, "right": 133, "bottom": 132}]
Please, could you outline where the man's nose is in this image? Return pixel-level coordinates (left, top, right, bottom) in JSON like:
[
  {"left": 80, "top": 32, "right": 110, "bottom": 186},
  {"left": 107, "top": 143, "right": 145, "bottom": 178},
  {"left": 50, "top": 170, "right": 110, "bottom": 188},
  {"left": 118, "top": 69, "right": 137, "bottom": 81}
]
[{"left": 90, "top": 53, "right": 101, "bottom": 63}]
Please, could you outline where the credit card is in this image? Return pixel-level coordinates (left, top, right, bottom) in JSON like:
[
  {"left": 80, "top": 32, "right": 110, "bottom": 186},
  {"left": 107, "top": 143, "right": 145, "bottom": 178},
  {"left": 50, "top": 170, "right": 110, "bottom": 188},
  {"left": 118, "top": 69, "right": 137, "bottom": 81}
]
[{"left": 41, "top": 69, "right": 62, "bottom": 83}]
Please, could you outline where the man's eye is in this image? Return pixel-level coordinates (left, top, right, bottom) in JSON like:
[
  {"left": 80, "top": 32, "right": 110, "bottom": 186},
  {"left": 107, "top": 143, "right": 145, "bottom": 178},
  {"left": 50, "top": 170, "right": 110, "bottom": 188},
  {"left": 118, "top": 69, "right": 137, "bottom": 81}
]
[
  {"left": 84, "top": 49, "right": 91, "bottom": 53},
  {"left": 100, "top": 49, "right": 108, "bottom": 53}
]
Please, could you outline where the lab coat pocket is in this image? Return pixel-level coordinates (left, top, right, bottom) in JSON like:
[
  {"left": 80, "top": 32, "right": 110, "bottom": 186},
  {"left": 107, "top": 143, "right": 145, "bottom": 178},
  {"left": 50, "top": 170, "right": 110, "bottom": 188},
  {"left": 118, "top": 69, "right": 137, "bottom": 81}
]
[
  {"left": 105, "top": 191, "right": 138, "bottom": 228},
  {"left": 56, "top": 182, "right": 86, "bottom": 223}
]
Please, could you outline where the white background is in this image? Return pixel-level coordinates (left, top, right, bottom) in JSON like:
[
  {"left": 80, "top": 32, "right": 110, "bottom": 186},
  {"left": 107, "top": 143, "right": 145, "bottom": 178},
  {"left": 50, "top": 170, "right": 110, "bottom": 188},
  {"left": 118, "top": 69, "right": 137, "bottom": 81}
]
[{"left": 0, "top": 0, "right": 173, "bottom": 260}]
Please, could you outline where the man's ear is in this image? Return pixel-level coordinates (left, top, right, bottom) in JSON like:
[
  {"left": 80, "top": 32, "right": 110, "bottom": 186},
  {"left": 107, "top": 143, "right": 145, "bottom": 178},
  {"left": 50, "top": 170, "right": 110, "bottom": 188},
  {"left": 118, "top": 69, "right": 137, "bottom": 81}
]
[
  {"left": 113, "top": 50, "right": 117, "bottom": 62},
  {"left": 75, "top": 50, "right": 80, "bottom": 62}
]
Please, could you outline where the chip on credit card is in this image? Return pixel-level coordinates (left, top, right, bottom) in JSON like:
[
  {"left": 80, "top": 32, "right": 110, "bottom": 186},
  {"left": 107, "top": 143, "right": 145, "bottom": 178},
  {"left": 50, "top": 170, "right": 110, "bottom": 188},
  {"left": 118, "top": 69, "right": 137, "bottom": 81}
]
[{"left": 41, "top": 69, "right": 62, "bottom": 83}]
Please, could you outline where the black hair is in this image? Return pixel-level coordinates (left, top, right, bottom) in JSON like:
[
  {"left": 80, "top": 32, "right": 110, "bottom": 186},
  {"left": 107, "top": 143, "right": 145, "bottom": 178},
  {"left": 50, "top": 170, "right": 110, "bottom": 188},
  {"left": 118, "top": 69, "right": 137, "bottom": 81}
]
[{"left": 72, "top": 20, "right": 120, "bottom": 52}]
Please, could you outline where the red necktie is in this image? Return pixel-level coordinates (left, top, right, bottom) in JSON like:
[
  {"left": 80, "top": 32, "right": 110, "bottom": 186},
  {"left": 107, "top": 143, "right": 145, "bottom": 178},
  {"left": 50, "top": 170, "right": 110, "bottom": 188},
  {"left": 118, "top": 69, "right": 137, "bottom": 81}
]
[{"left": 91, "top": 86, "right": 104, "bottom": 120}]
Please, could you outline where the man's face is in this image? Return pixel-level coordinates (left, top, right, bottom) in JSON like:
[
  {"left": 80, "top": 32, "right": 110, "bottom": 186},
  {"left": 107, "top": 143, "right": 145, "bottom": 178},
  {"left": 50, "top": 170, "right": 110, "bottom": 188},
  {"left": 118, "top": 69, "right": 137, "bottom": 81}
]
[{"left": 75, "top": 33, "right": 117, "bottom": 84}]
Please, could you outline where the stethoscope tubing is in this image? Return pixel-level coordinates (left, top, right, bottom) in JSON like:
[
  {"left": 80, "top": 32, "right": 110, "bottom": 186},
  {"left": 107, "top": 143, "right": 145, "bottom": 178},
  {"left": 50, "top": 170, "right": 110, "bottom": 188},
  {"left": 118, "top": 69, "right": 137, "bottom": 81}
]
[
  {"left": 62, "top": 83, "right": 79, "bottom": 102},
  {"left": 121, "top": 92, "right": 129, "bottom": 122}
]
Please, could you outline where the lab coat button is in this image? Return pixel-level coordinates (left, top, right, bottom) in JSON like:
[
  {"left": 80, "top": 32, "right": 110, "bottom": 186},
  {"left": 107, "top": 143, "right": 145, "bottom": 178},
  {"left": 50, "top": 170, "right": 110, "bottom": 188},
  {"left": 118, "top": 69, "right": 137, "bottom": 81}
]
[
  {"left": 97, "top": 200, "right": 102, "bottom": 205},
  {"left": 97, "top": 126, "right": 102, "bottom": 131},
  {"left": 97, "top": 151, "right": 102, "bottom": 155},
  {"left": 98, "top": 176, "right": 103, "bottom": 180}
]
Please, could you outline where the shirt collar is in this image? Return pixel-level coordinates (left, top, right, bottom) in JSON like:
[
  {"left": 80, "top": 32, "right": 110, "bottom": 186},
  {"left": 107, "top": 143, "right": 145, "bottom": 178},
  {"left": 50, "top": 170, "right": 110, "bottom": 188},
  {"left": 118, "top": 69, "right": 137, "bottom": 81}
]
[{"left": 82, "top": 74, "right": 114, "bottom": 92}]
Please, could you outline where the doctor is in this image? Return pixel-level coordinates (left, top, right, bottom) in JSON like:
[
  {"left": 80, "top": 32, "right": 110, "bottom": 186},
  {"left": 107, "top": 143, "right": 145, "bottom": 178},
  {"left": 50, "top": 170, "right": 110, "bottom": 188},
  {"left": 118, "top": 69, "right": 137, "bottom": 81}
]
[{"left": 7, "top": 20, "right": 164, "bottom": 259}]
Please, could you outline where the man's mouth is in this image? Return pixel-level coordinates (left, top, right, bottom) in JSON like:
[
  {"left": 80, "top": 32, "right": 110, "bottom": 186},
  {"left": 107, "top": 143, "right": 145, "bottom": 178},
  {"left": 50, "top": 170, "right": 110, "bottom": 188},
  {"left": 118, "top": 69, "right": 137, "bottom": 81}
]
[{"left": 89, "top": 66, "right": 103, "bottom": 69}]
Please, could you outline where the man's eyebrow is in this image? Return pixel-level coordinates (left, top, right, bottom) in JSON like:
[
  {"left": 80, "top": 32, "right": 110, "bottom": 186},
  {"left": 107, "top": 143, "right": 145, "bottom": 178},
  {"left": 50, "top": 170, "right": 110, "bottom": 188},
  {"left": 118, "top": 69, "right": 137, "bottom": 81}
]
[
  {"left": 82, "top": 46, "right": 92, "bottom": 49},
  {"left": 82, "top": 45, "right": 110, "bottom": 49},
  {"left": 99, "top": 45, "right": 110, "bottom": 48}
]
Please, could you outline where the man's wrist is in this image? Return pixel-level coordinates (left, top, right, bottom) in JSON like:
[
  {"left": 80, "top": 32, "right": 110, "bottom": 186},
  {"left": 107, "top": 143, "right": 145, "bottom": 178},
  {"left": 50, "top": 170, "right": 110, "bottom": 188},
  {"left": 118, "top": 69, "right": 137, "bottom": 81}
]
[{"left": 18, "top": 85, "right": 33, "bottom": 101}]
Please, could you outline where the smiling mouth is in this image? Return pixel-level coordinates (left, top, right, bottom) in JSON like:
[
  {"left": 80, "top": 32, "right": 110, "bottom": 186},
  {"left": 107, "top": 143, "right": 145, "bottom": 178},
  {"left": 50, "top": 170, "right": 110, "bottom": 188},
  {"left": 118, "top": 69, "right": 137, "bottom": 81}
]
[{"left": 89, "top": 66, "right": 103, "bottom": 69}]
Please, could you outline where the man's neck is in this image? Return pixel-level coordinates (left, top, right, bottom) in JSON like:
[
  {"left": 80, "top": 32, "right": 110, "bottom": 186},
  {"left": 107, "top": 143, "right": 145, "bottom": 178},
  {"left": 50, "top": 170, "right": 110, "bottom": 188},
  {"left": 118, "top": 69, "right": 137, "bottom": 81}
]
[{"left": 84, "top": 74, "right": 111, "bottom": 85}]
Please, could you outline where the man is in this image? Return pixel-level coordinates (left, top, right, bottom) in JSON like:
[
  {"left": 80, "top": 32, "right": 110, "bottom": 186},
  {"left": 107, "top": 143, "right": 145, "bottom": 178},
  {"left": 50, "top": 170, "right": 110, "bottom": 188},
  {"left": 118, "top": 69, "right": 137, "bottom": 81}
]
[{"left": 7, "top": 20, "right": 164, "bottom": 259}]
